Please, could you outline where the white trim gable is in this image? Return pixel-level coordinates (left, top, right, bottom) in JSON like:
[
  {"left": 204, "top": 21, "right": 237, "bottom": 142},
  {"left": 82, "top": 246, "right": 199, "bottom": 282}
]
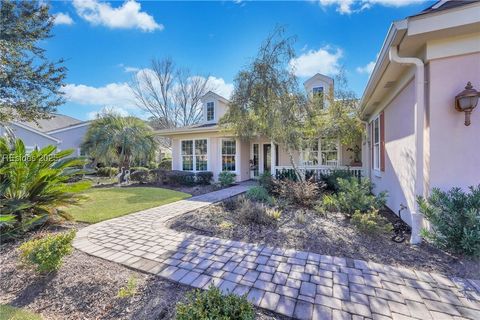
[{"left": 10, "top": 122, "right": 61, "bottom": 143}]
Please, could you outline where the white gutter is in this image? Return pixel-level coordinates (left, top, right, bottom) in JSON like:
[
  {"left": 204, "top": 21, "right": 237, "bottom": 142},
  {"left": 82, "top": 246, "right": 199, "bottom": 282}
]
[{"left": 388, "top": 46, "right": 426, "bottom": 245}]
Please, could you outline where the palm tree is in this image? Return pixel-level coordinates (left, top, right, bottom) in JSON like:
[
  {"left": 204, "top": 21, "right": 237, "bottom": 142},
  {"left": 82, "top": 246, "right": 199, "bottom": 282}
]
[{"left": 82, "top": 112, "right": 157, "bottom": 169}]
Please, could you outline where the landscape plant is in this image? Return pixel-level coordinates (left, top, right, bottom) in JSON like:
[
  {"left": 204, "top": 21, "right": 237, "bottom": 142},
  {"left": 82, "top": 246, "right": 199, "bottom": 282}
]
[
  {"left": 418, "top": 186, "right": 480, "bottom": 256},
  {"left": 196, "top": 171, "right": 213, "bottom": 185},
  {"left": 176, "top": 286, "right": 254, "bottom": 320},
  {"left": 237, "top": 196, "right": 276, "bottom": 226},
  {"left": 322, "top": 178, "right": 387, "bottom": 217},
  {"left": 276, "top": 179, "right": 320, "bottom": 208},
  {"left": 246, "top": 186, "right": 271, "bottom": 203},
  {"left": 351, "top": 209, "right": 393, "bottom": 234},
  {"left": 19, "top": 230, "right": 76, "bottom": 273},
  {"left": 0, "top": 138, "right": 90, "bottom": 240},
  {"left": 117, "top": 276, "right": 138, "bottom": 299},
  {"left": 96, "top": 166, "right": 119, "bottom": 177},
  {"left": 321, "top": 170, "right": 355, "bottom": 192},
  {"left": 218, "top": 171, "right": 236, "bottom": 187}
]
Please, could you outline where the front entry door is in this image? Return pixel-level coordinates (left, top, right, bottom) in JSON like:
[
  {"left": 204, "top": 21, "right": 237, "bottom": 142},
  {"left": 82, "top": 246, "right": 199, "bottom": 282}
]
[{"left": 263, "top": 144, "right": 271, "bottom": 173}]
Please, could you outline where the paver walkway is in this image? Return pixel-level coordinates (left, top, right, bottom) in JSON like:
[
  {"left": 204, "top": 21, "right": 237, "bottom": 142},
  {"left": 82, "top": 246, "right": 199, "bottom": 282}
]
[{"left": 74, "top": 184, "right": 480, "bottom": 320}]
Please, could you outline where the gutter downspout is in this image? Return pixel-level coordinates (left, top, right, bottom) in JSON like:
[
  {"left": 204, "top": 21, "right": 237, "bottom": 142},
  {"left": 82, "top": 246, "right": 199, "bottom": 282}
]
[{"left": 389, "top": 46, "right": 425, "bottom": 245}]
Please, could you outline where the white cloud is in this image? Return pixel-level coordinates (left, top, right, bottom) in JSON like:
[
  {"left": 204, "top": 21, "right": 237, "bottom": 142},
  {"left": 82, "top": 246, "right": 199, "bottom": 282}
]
[
  {"left": 64, "top": 82, "right": 136, "bottom": 110},
  {"left": 289, "top": 46, "right": 343, "bottom": 78},
  {"left": 54, "top": 12, "right": 74, "bottom": 25},
  {"left": 87, "top": 106, "right": 130, "bottom": 120},
  {"left": 72, "top": 0, "right": 163, "bottom": 32},
  {"left": 207, "top": 76, "right": 234, "bottom": 99},
  {"left": 356, "top": 61, "right": 376, "bottom": 74},
  {"left": 316, "top": 0, "right": 424, "bottom": 15}
]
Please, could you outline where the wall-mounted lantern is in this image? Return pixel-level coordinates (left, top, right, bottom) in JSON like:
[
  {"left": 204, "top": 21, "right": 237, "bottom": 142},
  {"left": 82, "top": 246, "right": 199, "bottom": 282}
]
[{"left": 455, "top": 82, "right": 479, "bottom": 126}]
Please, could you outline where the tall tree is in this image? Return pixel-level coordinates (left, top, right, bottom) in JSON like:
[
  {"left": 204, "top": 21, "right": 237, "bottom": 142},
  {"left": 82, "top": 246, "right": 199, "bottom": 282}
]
[
  {"left": 0, "top": 0, "right": 67, "bottom": 123},
  {"left": 221, "top": 27, "right": 363, "bottom": 179},
  {"left": 82, "top": 112, "right": 157, "bottom": 169},
  {"left": 129, "top": 58, "right": 214, "bottom": 147}
]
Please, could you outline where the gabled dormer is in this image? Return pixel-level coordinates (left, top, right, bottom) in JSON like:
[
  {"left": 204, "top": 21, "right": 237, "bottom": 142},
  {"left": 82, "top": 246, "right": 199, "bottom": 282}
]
[
  {"left": 200, "top": 91, "right": 230, "bottom": 124},
  {"left": 304, "top": 73, "right": 334, "bottom": 107}
]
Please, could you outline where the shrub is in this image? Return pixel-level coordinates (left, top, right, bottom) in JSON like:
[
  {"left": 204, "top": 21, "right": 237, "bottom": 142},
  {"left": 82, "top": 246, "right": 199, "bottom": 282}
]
[
  {"left": 0, "top": 138, "right": 90, "bottom": 240},
  {"left": 130, "top": 167, "right": 151, "bottom": 182},
  {"left": 351, "top": 209, "right": 393, "bottom": 234},
  {"left": 322, "top": 178, "right": 387, "bottom": 217},
  {"left": 276, "top": 179, "right": 320, "bottom": 207},
  {"left": 418, "top": 186, "right": 480, "bottom": 256},
  {"left": 130, "top": 166, "right": 149, "bottom": 172},
  {"left": 266, "top": 208, "right": 282, "bottom": 221},
  {"left": 167, "top": 170, "right": 196, "bottom": 186},
  {"left": 259, "top": 172, "right": 275, "bottom": 193},
  {"left": 321, "top": 170, "right": 356, "bottom": 192},
  {"left": 150, "top": 169, "right": 168, "bottom": 184},
  {"left": 176, "top": 286, "right": 255, "bottom": 320},
  {"left": 218, "top": 171, "right": 236, "bottom": 187},
  {"left": 246, "top": 186, "right": 271, "bottom": 203},
  {"left": 117, "top": 276, "right": 138, "bottom": 298},
  {"left": 237, "top": 197, "right": 275, "bottom": 226},
  {"left": 158, "top": 157, "right": 172, "bottom": 170},
  {"left": 19, "top": 230, "right": 76, "bottom": 273},
  {"left": 196, "top": 171, "right": 213, "bottom": 185},
  {"left": 97, "top": 166, "right": 119, "bottom": 177}
]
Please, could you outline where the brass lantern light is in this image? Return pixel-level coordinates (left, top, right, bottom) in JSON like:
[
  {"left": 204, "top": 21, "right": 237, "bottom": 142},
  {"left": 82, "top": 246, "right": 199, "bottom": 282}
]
[{"left": 455, "top": 82, "right": 479, "bottom": 126}]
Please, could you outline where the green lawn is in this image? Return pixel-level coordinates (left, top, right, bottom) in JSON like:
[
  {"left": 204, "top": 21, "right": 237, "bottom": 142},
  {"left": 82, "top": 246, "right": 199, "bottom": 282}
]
[
  {"left": 69, "top": 187, "right": 191, "bottom": 223},
  {"left": 0, "top": 305, "right": 42, "bottom": 320}
]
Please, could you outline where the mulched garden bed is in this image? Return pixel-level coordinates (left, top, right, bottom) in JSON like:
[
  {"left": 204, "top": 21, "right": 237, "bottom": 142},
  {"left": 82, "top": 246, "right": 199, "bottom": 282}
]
[
  {"left": 168, "top": 196, "right": 480, "bottom": 280},
  {"left": 0, "top": 225, "right": 286, "bottom": 320}
]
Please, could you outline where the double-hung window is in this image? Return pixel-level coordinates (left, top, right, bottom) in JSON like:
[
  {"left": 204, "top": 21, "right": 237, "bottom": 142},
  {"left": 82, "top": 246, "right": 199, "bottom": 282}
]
[
  {"left": 182, "top": 139, "right": 208, "bottom": 171},
  {"left": 373, "top": 117, "right": 380, "bottom": 171},
  {"left": 222, "top": 139, "right": 236, "bottom": 171},
  {"left": 301, "top": 140, "right": 319, "bottom": 166},
  {"left": 206, "top": 102, "right": 215, "bottom": 121},
  {"left": 320, "top": 138, "right": 339, "bottom": 166}
]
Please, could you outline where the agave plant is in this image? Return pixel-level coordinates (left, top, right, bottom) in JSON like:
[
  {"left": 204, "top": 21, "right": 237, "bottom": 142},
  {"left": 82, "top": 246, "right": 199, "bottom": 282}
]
[{"left": 0, "top": 137, "right": 91, "bottom": 239}]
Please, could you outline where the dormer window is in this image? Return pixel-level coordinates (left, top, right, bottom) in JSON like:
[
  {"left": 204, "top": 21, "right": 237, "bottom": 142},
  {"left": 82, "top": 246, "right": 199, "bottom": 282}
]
[
  {"left": 312, "top": 86, "right": 324, "bottom": 96},
  {"left": 206, "top": 102, "right": 215, "bottom": 121}
]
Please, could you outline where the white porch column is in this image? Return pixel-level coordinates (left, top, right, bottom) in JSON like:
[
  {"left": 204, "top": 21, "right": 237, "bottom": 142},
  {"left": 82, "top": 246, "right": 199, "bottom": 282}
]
[{"left": 271, "top": 141, "right": 276, "bottom": 177}]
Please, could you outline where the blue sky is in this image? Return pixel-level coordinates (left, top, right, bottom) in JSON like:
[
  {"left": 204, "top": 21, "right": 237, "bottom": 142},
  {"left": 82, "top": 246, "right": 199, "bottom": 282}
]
[{"left": 47, "top": 0, "right": 433, "bottom": 120}]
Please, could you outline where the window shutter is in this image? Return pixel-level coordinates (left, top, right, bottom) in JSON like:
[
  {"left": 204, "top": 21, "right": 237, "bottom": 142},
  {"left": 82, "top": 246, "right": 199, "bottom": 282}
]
[
  {"left": 380, "top": 111, "right": 385, "bottom": 172},
  {"left": 371, "top": 122, "right": 374, "bottom": 169}
]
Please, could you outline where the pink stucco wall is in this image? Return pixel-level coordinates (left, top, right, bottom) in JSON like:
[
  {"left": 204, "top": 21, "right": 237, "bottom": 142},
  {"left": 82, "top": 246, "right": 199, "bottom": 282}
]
[
  {"left": 428, "top": 52, "right": 480, "bottom": 191},
  {"left": 370, "top": 80, "right": 416, "bottom": 225}
]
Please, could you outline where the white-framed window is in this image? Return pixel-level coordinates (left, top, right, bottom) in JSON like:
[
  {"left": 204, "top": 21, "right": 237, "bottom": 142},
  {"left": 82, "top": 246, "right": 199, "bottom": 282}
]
[
  {"left": 320, "top": 138, "right": 339, "bottom": 166},
  {"left": 312, "top": 86, "right": 324, "bottom": 96},
  {"left": 301, "top": 140, "right": 319, "bottom": 166},
  {"left": 373, "top": 116, "right": 380, "bottom": 171},
  {"left": 206, "top": 102, "right": 215, "bottom": 121},
  {"left": 182, "top": 139, "right": 208, "bottom": 171},
  {"left": 222, "top": 139, "right": 236, "bottom": 171}
]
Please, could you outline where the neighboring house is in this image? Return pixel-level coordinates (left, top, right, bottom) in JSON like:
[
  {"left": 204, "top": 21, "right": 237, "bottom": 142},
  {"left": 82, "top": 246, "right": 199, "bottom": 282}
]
[
  {"left": 0, "top": 114, "right": 90, "bottom": 155},
  {"left": 359, "top": 0, "right": 480, "bottom": 243},
  {"left": 157, "top": 73, "right": 362, "bottom": 182}
]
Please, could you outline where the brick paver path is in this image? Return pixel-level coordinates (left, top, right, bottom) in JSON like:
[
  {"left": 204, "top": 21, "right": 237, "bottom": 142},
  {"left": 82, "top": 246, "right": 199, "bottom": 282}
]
[{"left": 74, "top": 184, "right": 480, "bottom": 319}]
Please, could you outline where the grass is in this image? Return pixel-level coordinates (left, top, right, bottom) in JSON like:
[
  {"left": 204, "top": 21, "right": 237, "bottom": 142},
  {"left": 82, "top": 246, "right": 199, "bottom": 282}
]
[
  {"left": 69, "top": 187, "right": 191, "bottom": 223},
  {"left": 0, "top": 305, "right": 42, "bottom": 320}
]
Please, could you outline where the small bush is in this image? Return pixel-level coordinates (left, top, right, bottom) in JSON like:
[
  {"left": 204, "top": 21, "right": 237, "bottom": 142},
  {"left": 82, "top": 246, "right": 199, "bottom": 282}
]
[
  {"left": 237, "top": 197, "right": 275, "bottom": 226},
  {"left": 276, "top": 179, "right": 320, "bottom": 207},
  {"left": 130, "top": 167, "right": 151, "bottom": 182},
  {"left": 149, "top": 169, "right": 168, "bottom": 184},
  {"left": 19, "top": 230, "right": 76, "bottom": 273},
  {"left": 117, "top": 276, "right": 138, "bottom": 298},
  {"left": 97, "top": 166, "right": 118, "bottom": 177},
  {"left": 295, "top": 210, "right": 306, "bottom": 224},
  {"left": 418, "top": 186, "right": 480, "bottom": 256},
  {"left": 321, "top": 170, "right": 356, "bottom": 192},
  {"left": 323, "top": 178, "right": 387, "bottom": 217},
  {"left": 266, "top": 208, "right": 282, "bottom": 221},
  {"left": 167, "top": 170, "right": 196, "bottom": 186},
  {"left": 130, "top": 166, "right": 149, "bottom": 172},
  {"left": 218, "top": 171, "right": 236, "bottom": 187},
  {"left": 223, "top": 198, "right": 238, "bottom": 212},
  {"left": 259, "top": 172, "right": 275, "bottom": 193},
  {"left": 196, "top": 171, "right": 213, "bottom": 185},
  {"left": 158, "top": 157, "right": 172, "bottom": 170},
  {"left": 351, "top": 209, "right": 393, "bottom": 234},
  {"left": 246, "top": 186, "right": 271, "bottom": 203},
  {"left": 176, "top": 286, "right": 255, "bottom": 320}
]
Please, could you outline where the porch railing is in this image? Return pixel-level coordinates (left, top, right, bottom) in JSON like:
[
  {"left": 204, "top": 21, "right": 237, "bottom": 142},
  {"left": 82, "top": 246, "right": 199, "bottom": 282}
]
[{"left": 273, "top": 165, "right": 364, "bottom": 180}]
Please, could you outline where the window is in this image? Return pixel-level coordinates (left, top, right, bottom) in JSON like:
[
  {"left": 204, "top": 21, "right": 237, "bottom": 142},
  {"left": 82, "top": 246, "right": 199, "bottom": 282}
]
[
  {"left": 301, "top": 140, "right": 319, "bottom": 166},
  {"left": 206, "top": 102, "right": 215, "bottom": 121},
  {"left": 312, "top": 86, "right": 324, "bottom": 96},
  {"left": 222, "top": 139, "right": 236, "bottom": 171},
  {"left": 320, "top": 138, "right": 339, "bottom": 166},
  {"left": 182, "top": 140, "right": 208, "bottom": 171},
  {"left": 195, "top": 139, "right": 208, "bottom": 171},
  {"left": 181, "top": 140, "right": 193, "bottom": 171},
  {"left": 373, "top": 117, "right": 380, "bottom": 170},
  {"left": 252, "top": 144, "right": 259, "bottom": 177}
]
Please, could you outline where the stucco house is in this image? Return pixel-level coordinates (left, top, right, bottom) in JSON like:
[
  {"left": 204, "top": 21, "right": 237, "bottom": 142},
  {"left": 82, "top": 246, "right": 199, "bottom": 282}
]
[
  {"left": 360, "top": 0, "right": 480, "bottom": 243},
  {"left": 0, "top": 114, "right": 90, "bottom": 155},
  {"left": 157, "top": 73, "right": 362, "bottom": 183}
]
